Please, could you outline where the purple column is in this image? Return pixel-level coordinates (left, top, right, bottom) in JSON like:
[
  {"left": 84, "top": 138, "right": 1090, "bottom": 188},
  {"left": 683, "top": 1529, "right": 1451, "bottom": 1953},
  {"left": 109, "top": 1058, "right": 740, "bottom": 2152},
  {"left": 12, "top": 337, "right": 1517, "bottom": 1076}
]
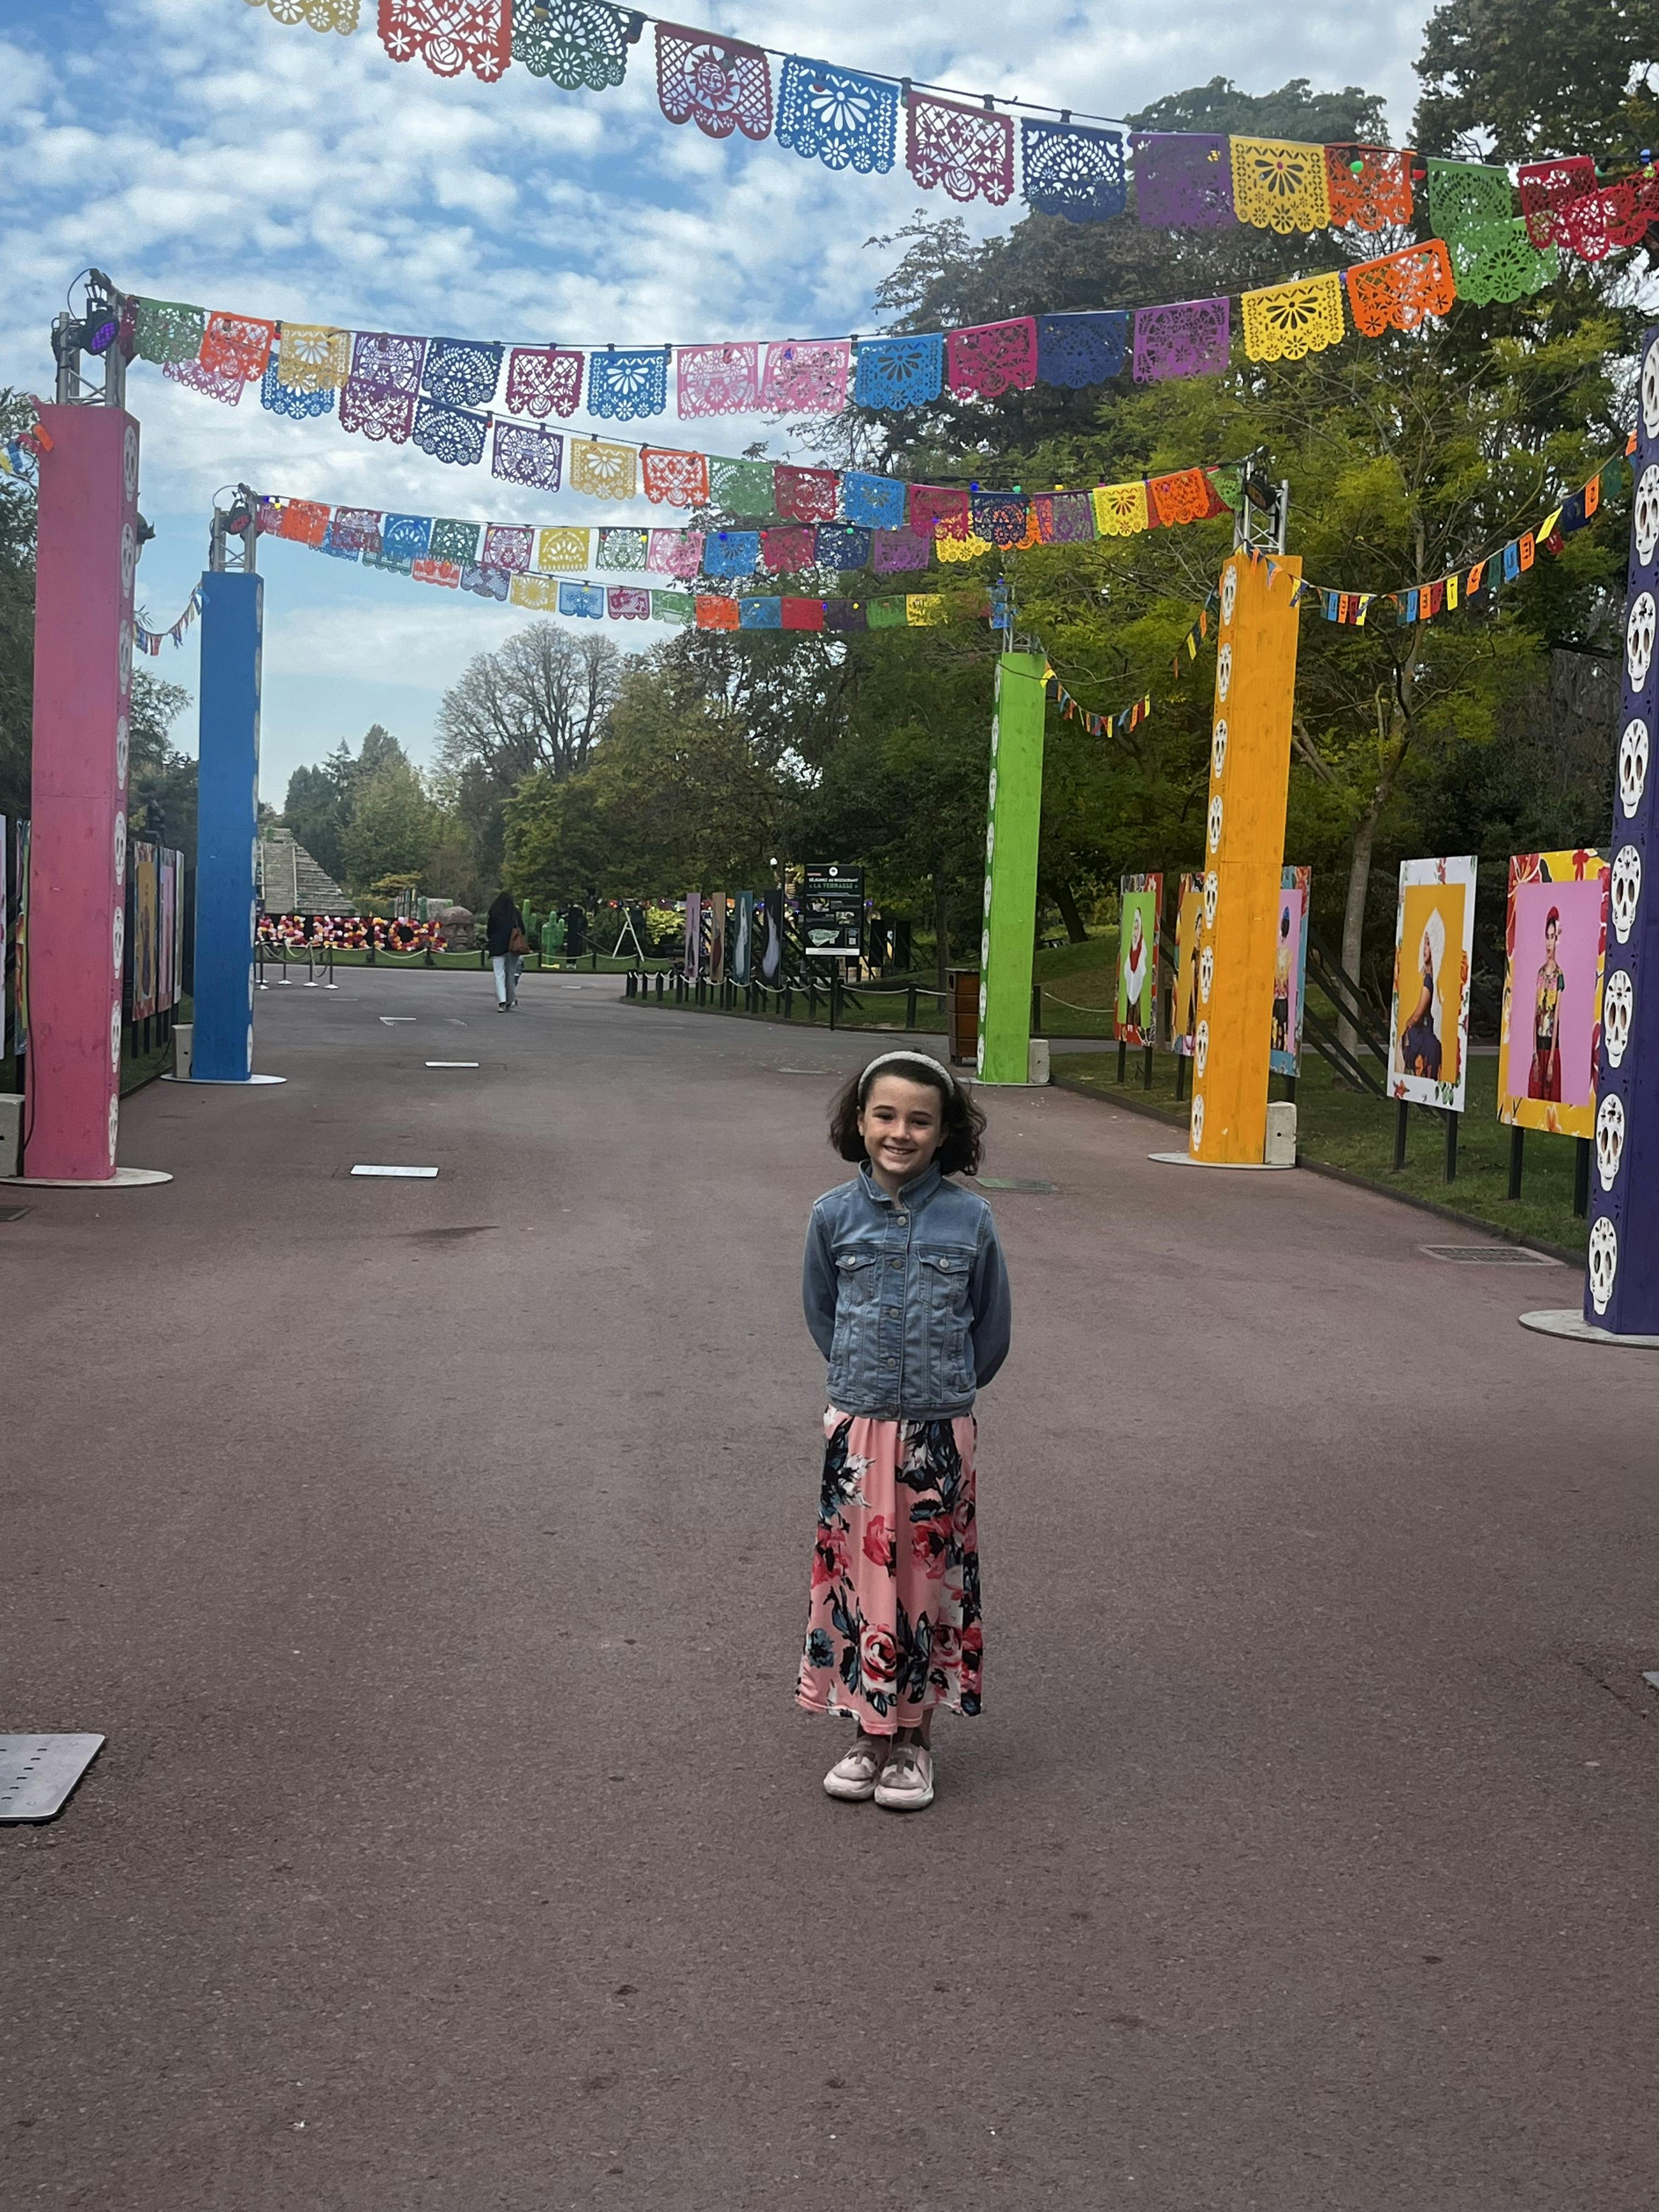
[{"left": 1585, "top": 326, "right": 1659, "bottom": 1330}]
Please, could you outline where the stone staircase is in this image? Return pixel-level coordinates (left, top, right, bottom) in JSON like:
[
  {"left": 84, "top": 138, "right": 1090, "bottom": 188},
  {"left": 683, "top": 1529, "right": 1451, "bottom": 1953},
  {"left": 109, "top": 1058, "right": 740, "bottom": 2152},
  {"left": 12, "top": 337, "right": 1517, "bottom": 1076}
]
[{"left": 258, "top": 831, "right": 355, "bottom": 915}]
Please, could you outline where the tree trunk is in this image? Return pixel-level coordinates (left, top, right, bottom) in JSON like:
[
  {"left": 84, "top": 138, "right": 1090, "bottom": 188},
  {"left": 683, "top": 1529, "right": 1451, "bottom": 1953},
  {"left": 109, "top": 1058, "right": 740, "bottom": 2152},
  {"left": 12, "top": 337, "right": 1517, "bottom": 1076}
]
[
  {"left": 1338, "top": 803, "right": 1381, "bottom": 1069},
  {"left": 933, "top": 877, "right": 950, "bottom": 1000},
  {"left": 1053, "top": 879, "right": 1088, "bottom": 944}
]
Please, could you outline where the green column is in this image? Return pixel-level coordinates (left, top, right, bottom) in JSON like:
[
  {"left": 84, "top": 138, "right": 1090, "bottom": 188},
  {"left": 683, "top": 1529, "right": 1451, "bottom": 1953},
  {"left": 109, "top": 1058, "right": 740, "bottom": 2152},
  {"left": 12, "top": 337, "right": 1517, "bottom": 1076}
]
[{"left": 977, "top": 650, "right": 1047, "bottom": 1085}]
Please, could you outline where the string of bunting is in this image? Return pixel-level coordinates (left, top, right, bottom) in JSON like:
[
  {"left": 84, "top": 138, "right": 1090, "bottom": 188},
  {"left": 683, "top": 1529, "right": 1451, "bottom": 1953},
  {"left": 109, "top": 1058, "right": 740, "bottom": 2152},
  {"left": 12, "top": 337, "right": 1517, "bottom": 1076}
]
[
  {"left": 239, "top": 2, "right": 1659, "bottom": 259},
  {"left": 1049, "top": 434, "right": 1636, "bottom": 740},
  {"left": 250, "top": 458, "right": 1244, "bottom": 587},
  {"left": 274, "top": 512, "right": 987, "bottom": 633},
  {"left": 129, "top": 220, "right": 1537, "bottom": 490},
  {"left": 134, "top": 585, "right": 205, "bottom": 656}
]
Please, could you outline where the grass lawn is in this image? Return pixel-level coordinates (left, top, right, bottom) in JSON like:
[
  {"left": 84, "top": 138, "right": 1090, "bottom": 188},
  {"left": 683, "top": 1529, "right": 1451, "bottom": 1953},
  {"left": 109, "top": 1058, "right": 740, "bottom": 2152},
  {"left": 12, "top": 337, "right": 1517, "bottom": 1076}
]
[{"left": 1054, "top": 1047, "right": 1590, "bottom": 1256}]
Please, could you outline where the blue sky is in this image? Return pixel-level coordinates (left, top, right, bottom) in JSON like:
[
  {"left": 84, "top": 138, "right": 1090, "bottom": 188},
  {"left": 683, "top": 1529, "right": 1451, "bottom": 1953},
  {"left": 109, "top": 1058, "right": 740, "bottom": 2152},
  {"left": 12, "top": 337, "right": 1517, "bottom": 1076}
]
[{"left": 0, "top": 0, "right": 1434, "bottom": 804}]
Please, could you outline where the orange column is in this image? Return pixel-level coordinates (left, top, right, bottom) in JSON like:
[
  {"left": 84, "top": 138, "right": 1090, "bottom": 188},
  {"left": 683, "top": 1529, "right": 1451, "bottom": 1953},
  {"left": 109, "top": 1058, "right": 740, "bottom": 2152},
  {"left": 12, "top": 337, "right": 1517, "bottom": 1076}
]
[{"left": 1188, "top": 550, "right": 1302, "bottom": 1164}]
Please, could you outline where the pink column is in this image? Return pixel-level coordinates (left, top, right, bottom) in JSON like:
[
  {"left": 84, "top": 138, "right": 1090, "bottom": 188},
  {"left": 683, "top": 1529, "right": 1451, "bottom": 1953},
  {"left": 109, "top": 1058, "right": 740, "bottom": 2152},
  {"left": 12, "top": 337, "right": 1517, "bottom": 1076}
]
[{"left": 24, "top": 406, "right": 140, "bottom": 1180}]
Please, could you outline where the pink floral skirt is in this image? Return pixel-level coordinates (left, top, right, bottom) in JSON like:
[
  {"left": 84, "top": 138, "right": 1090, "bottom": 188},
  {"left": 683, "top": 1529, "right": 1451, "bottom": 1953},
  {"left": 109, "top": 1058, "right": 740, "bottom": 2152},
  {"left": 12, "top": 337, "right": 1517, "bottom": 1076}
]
[{"left": 795, "top": 1408, "right": 982, "bottom": 1734}]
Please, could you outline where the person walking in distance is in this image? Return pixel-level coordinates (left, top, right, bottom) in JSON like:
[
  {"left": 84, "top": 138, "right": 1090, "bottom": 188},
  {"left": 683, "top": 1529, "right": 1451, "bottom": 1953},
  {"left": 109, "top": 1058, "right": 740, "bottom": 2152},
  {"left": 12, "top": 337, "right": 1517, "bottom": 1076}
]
[
  {"left": 486, "top": 889, "right": 528, "bottom": 1011},
  {"left": 798, "top": 1052, "right": 1011, "bottom": 1813}
]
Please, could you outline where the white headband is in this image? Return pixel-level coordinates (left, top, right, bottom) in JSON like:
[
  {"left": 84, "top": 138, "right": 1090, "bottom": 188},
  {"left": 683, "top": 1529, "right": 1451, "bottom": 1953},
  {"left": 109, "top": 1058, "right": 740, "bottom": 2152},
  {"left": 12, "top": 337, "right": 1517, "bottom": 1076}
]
[{"left": 858, "top": 1051, "right": 958, "bottom": 1099}]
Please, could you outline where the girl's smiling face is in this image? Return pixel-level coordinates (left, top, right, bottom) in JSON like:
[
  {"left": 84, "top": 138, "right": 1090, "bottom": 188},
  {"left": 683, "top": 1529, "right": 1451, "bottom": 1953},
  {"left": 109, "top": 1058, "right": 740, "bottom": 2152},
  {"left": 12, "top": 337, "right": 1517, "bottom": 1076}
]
[{"left": 859, "top": 1074, "right": 945, "bottom": 1192}]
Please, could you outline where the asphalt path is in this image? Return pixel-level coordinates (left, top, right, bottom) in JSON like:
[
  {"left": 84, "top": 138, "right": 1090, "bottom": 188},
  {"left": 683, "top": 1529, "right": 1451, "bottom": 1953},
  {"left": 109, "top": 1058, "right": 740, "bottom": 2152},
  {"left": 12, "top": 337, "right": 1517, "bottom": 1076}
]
[{"left": 5, "top": 966, "right": 1659, "bottom": 2211}]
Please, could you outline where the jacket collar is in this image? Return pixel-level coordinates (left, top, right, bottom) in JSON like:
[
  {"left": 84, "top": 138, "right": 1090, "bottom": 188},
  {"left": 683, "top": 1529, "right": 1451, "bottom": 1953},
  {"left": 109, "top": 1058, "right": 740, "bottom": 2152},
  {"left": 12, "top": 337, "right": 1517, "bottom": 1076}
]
[{"left": 859, "top": 1160, "right": 943, "bottom": 1211}]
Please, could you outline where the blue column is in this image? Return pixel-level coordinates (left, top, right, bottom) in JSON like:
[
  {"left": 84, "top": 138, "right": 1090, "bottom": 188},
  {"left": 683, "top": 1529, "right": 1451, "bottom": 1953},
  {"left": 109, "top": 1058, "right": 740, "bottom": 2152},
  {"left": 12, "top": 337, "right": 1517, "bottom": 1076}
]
[
  {"left": 191, "top": 570, "right": 262, "bottom": 1081},
  {"left": 1585, "top": 323, "right": 1659, "bottom": 1331}
]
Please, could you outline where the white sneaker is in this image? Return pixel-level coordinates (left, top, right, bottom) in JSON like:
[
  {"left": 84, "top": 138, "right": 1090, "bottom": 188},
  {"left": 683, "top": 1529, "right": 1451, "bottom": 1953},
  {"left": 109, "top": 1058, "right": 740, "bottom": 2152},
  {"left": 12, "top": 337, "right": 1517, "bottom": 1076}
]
[
  {"left": 874, "top": 1742, "right": 934, "bottom": 1813},
  {"left": 823, "top": 1736, "right": 884, "bottom": 1801}
]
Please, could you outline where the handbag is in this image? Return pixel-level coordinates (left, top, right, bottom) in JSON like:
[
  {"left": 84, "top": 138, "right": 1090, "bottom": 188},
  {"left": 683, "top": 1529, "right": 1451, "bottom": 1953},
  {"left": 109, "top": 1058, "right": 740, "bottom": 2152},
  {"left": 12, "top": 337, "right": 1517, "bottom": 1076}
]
[{"left": 507, "top": 925, "right": 529, "bottom": 956}]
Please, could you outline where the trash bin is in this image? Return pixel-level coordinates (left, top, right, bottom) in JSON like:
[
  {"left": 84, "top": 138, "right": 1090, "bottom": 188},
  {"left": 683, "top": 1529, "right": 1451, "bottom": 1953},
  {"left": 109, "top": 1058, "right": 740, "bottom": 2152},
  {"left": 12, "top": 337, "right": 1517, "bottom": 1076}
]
[{"left": 945, "top": 969, "right": 980, "bottom": 1067}]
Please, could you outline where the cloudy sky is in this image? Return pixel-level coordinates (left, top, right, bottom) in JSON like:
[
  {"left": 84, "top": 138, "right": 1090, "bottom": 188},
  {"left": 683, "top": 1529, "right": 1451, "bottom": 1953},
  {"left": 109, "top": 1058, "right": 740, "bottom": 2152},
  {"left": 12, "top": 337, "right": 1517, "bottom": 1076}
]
[{"left": 0, "top": 0, "right": 1435, "bottom": 802}]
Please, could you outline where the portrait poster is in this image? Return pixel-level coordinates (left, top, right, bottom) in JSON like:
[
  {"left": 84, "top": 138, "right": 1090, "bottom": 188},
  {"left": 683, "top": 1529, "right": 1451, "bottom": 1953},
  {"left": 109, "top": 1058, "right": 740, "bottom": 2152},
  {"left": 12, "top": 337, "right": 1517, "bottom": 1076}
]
[
  {"left": 1387, "top": 856, "right": 1477, "bottom": 1110},
  {"left": 1115, "top": 872, "right": 1163, "bottom": 1046},
  {"left": 1496, "top": 850, "right": 1608, "bottom": 1137},
  {"left": 157, "top": 851, "right": 177, "bottom": 1015},
  {"left": 682, "top": 892, "right": 701, "bottom": 981},
  {"left": 732, "top": 890, "right": 753, "bottom": 986},
  {"left": 760, "top": 887, "right": 783, "bottom": 984},
  {"left": 132, "top": 842, "right": 159, "bottom": 1023},
  {"left": 706, "top": 891, "right": 727, "bottom": 986},
  {"left": 1170, "top": 871, "right": 1204, "bottom": 1056},
  {"left": 1269, "top": 866, "right": 1313, "bottom": 1076},
  {"left": 14, "top": 820, "right": 29, "bottom": 1056}
]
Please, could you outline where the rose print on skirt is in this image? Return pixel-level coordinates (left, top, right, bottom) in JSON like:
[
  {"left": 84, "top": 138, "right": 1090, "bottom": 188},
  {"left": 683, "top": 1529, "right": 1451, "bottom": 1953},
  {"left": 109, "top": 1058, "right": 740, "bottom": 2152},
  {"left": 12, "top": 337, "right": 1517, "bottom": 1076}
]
[{"left": 797, "top": 1409, "right": 982, "bottom": 1731}]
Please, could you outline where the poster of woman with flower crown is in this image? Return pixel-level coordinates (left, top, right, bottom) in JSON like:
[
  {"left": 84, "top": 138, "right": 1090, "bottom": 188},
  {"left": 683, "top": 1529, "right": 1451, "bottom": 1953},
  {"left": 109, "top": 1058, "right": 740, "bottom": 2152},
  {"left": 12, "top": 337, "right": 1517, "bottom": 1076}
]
[{"left": 1496, "top": 850, "right": 1609, "bottom": 1138}]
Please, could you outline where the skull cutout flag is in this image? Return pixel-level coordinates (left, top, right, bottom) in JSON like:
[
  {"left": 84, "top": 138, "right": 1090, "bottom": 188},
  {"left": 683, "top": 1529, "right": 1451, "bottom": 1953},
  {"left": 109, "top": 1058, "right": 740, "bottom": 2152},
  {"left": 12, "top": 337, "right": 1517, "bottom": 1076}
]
[{"left": 1584, "top": 321, "right": 1659, "bottom": 1332}]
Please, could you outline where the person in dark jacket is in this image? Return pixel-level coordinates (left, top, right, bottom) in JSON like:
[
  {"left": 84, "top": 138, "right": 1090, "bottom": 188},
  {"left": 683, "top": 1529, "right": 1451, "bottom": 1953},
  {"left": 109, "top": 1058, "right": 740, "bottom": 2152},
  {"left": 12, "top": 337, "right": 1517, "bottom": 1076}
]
[{"left": 486, "top": 889, "right": 526, "bottom": 1010}]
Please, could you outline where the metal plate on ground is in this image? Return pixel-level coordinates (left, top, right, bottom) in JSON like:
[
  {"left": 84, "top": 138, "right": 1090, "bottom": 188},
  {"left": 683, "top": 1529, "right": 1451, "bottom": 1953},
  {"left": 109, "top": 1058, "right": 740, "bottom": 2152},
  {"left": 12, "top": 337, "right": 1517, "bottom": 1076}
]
[
  {"left": 0, "top": 1167, "right": 172, "bottom": 1188},
  {"left": 1423, "top": 1244, "right": 1558, "bottom": 1265},
  {"left": 1519, "top": 1308, "right": 1659, "bottom": 1347},
  {"left": 975, "top": 1177, "right": 1058, "bottom": 1193},
  {"left": 351, "top": 1165, "right": 439, "bottom": 1178},
  {"left": 1148, "top": 1151, "right": 1293, "bottom": 1171},
  {"left": 0, "top": 1734, "right": 104, "bottom": 1823}
]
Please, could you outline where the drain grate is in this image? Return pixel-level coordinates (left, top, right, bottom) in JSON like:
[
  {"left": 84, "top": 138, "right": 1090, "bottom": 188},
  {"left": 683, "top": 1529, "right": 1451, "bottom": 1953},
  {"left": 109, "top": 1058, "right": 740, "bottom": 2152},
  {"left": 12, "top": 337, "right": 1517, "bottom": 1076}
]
[
  {"left": 0, "top": 1205, "right": 31, "bottom": 1223},
  {"left": 1421, "top": 1244, "right": 1559, "bottom": 1266},
  {"left": 977, "top": 1177, "right": 1059, "bottom": 1194}
]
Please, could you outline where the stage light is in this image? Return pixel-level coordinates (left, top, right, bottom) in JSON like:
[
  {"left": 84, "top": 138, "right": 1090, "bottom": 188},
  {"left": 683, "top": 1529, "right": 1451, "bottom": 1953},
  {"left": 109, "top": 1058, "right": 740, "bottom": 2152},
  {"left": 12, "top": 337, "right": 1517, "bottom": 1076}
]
[{"left": 82, "top": 304, "right": 120, "bottom": 356}]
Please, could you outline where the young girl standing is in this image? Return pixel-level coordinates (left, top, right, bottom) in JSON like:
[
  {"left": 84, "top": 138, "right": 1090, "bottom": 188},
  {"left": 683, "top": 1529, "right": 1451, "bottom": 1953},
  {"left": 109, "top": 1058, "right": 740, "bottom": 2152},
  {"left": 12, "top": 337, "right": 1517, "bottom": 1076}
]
[{"left": 798, "top": 1052, "right": 1011, "bottom": 1812}]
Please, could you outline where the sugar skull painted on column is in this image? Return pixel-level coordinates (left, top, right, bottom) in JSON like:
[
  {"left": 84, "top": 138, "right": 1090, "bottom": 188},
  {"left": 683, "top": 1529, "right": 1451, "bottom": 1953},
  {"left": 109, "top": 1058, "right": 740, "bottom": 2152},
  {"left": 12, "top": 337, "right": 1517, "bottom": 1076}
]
[{"left": 1584, "top": 320, "right": 1659, "bottom": 1335}]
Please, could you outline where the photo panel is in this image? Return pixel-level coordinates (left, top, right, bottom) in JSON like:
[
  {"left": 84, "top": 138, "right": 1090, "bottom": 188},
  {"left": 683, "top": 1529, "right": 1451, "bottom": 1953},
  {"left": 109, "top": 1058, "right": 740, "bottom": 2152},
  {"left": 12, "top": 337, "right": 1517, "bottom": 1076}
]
[
  {"left": 1170, "top": 871, "right": 1204, "bottom": 1056},
  {"left": 1497, "top": 851, "right": 1609, "bottom": 1136},
  {"left": 1269, "top": 866, "right": 1312, "bottom": 1075},
  {"left": 1387, "top": 857, "right": 1477, "bottom": 1110},
  {"left": 1115, "top": 873, "right": 1163, "bottom": 1046}
]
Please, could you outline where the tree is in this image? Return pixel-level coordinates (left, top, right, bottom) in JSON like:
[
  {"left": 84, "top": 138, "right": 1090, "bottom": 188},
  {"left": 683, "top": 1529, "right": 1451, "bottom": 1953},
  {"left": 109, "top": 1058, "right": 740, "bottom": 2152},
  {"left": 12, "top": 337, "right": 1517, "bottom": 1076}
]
[
  {"left": 0, "top": 391, "right": 38, "bottom": 825},
  {"left": 435, "top": 625, "right": 622, "bottom": 884},
  {"left": 126, "top": 671, "right": 197, "bottom": 861},
  {"left": 1414, "top": 0, "right": 1659, "bottom": 159},
  {"left": 283, "top": 755, "right": 352, "bottom": 883},
  {"left": 437, "top": 622, "right": 621, "bottom": 789},
  {"left": 340, "top": 741, "right": 435, "bottom": 891},
  {"left": 504, "top": 647, "right": 795, "bottom": 904}
]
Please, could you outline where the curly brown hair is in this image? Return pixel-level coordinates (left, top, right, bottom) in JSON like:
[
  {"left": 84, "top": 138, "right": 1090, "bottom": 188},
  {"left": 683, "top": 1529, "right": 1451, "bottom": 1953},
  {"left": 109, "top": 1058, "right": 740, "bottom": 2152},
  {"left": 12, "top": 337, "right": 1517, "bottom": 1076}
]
[{"left": 828, "top": 1055, "right": 986, "bottom": 1177}]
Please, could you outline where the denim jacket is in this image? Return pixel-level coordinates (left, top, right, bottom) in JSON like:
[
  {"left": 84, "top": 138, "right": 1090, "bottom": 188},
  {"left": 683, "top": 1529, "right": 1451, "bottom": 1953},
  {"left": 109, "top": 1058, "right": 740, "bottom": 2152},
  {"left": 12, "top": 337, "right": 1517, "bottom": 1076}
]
[{"left": 802, "top": 1163, "right": 1012, "bottom": 1418}]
